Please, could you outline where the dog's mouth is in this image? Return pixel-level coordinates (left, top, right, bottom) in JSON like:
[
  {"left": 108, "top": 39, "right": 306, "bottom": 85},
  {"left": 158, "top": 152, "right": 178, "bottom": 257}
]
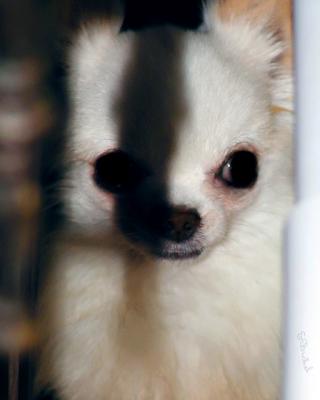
[
  {"left": 150, "top": 239, "right": 204, "bottom": 260},
  {"left": 121, "top": 233, "right": 205, "bottom": 260},
  {"left": 154, "top": 247, "right": 204, "bottom": 260},
  {"left": 121, "top": 230, "right": 205, "bottom": 260},
  {"left": 149, "top": 240, "right": 204, "bottom": 260}
]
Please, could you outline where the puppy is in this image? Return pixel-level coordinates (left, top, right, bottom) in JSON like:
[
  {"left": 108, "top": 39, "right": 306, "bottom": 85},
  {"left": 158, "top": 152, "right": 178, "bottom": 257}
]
[{"left": 38, "top": 1, "right": 293, "bottom": 399}]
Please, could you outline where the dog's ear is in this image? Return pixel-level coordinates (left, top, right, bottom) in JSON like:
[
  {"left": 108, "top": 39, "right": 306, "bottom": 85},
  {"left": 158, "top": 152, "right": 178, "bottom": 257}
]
[
  {"left": 215, "top": 0, "right": 292, "bottom": 69},
  {"left": 67, "top": 14, "right": 126, "bottom": 97}
]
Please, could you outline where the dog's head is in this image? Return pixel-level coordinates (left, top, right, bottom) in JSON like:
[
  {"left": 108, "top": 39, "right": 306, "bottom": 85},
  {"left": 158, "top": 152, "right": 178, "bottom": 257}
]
[{"left": 64, "top": 2, "right": 292, "bottom": 260}]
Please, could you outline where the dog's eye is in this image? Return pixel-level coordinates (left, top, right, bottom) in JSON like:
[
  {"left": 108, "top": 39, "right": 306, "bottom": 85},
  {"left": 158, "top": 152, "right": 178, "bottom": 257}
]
[
  {"left": 93, "top": 150, "right": 149, "bottom": 194},
  {"left": 218, "top": 150, "right": 258, "bottom": 189}
]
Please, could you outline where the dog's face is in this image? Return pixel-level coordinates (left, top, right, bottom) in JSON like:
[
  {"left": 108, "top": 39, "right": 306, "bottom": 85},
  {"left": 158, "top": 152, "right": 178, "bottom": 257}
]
[{"left": 65, "top": 12, "right": 291, "bottom": 260}]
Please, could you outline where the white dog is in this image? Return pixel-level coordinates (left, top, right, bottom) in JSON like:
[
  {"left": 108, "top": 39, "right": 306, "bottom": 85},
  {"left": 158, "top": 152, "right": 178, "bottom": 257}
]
[{"left": 38, "top": 2, "right": 293, "bottom": 399}]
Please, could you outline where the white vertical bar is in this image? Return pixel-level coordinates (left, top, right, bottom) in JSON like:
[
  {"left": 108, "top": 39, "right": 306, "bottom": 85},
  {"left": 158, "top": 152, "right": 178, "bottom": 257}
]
[
  {"left": 295, "top": 1, "right": 320, "bottom": 200},
  {"left": 283, "top": 200, "right": 320, "bottom": 400},
  {"left": 283, "top": 1, "right": 320, "bottom": 399}
]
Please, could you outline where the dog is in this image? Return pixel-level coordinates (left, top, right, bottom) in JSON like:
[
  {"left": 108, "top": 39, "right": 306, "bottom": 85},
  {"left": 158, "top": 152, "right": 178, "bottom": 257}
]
[{"left": 37, "top": 1, "right": 293, "bottom": 399}]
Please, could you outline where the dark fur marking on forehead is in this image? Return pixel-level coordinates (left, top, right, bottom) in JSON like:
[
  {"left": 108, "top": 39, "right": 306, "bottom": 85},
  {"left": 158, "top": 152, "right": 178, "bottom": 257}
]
[
  {"left": 113, "top": 28, "right": 188, "bottom": 173},
  {"left": 112, "top": 25, "right": 191, "bottom": 257}
]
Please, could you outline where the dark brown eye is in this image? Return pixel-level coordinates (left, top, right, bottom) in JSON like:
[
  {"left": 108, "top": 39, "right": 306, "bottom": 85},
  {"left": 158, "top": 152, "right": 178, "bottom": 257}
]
[
  {"left": 93, "top": 150, "right": 149, "bottom": 194},
  {"left": 219, "top": 150, "right": 258, "bottom": 189}
]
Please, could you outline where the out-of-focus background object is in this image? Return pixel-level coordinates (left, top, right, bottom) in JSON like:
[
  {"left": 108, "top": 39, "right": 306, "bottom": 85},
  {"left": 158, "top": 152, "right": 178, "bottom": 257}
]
[
  {"left": 0, "top": 47, "right": 50, "bottom": 355},
  {"left": 0, "top": 1, "right": 60, "bottom": 399}
]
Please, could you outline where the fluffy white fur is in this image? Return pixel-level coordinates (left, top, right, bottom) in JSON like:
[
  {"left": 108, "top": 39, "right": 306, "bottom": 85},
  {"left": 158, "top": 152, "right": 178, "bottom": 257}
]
[{"left": 38, "top": 7, "right": 293, "bottom": 400}]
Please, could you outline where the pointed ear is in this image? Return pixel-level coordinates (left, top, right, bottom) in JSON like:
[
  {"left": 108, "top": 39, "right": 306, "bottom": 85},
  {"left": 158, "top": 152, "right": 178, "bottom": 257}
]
[
  {"left": 216, "top": 0, "right": 292, "bottom": 69},
  {"left": 68, "top": 15, "right": 125, "bottom": 87}
]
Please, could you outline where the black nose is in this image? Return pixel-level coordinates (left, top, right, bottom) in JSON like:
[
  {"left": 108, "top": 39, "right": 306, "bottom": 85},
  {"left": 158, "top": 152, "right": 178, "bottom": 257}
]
[{"left": 163, "top": 207, "right": 201, "bottom": 243}]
